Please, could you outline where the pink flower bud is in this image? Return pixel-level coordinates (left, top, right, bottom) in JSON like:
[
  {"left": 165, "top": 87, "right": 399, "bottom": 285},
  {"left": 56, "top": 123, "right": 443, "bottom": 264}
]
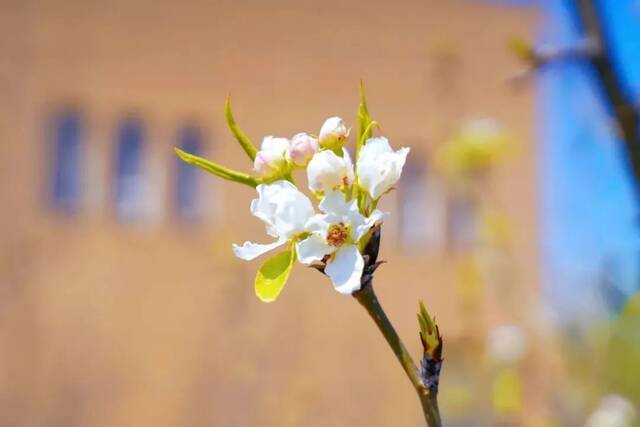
[
  {"left": 253, "top": 136, "right": 290, "bottom": 178},
  {"left": 288, "top": 133, "right": 319, "bottom": 166}
]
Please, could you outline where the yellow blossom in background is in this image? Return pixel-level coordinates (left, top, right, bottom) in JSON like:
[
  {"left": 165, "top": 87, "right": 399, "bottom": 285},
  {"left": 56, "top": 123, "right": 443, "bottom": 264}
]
[
  {"left": 492, "top": 367, "right": 523, "bottom": 417},
  {"left": 437, "top": 118, "right": 510, "bottom": 178},
  {"left": 455, "top": 256, "right": 484, "bottom": 310},
  {"left": 479, "top": 209, "right": 514, "bottom": 249}
]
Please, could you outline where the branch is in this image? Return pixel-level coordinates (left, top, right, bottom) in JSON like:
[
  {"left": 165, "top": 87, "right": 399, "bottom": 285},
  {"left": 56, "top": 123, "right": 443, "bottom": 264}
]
[
  {"left": 352, "top": 229, "right": 442, "bottom": 426},
  {"left": 509, "top": 0, "right": 640, "bottom": 195},
  {"left": 507, "top": 36, "right": 598, "bottom": 85},
  {"left": 354, "top": 286, "right": 442, "bottom": 426},
  {"left": 569, "top": 0, "right": 640, "bottom": 190}
]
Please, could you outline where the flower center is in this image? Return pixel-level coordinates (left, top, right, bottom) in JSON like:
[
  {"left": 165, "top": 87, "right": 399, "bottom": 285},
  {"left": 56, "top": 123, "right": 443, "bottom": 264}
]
[{"left": 326, "top": 222, "right": 349, "bottom": 247}]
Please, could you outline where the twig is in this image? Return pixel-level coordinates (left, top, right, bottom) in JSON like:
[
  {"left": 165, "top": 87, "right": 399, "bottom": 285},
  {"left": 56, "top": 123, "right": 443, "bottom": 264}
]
[
  {"left": 507, "top": 37, "right": 598, "bottom": 85},
  {"left": 352, "top": 229, "right": 442, "bottom": 426},
  {"left": 354, "top": 285, "right": 442, "bottom": 426}
]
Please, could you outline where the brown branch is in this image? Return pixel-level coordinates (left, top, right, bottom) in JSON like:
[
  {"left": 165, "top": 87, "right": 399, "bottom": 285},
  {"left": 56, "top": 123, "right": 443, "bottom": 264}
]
[{"left": 570, "top": 0, "right": 640, "bottom": 189}]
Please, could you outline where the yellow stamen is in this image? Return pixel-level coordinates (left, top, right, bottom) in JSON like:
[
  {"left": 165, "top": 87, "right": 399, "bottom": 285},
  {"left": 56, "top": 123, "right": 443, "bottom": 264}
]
[{"left": 326, "top": 222, "right": 349, "bottom": 247}]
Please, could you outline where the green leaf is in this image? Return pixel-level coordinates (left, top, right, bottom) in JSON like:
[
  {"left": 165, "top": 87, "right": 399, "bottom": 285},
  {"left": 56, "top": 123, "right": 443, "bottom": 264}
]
[
  {"left": 418, "top": 300, "right": 435, "bottom": 336},
  {"left": 418, "top": 300, "right": 440, "bottom": 354},
  {"left": 174, "top": 147, "right": 259, "bottom": 188},
  {"left": 225, "top": 95, "right": 258, "bottom": 161},
  {"left": 356, "top": 81, "right": 374, "bottom": 158},
  {"left": 255, "top": 247, "right": 295, "bottom": 303}
]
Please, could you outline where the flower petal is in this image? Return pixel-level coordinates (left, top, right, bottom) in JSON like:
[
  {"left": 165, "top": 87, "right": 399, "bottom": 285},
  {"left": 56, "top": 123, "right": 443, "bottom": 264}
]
[
  {"left": 304, "top": 214, "right": 331, "bottom": 234},
  {"left": 232, "top": 239, "right": 287, "bottom": 261},
  {"left": 261, "top": 136, "right": 290, "bottom": 153},
  {"left": 354, "top": 209, "right": 385, "bottom": 241},
  {"left": 325, "top": 244, "right": 364, "bottom": 295},
  {"left": 342, "top": 147, "right": 355, "bottom": 185},
  {"left": 250, "top": 180, "right": 315, "bottom": 239},
  {"left": 319, "top": 190, "right": 351, "bottom": 216},
  {"left": 296, "top": 234, "right": 334, "bottom": 265},
  {"left": 357, "top": 137, "right": 410, "bottom": 199}
]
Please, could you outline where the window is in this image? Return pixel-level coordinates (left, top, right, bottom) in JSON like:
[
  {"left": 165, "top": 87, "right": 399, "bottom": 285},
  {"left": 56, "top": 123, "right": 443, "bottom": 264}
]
[
  {"left": 50, "top": 110, "right": 83, "bottom": 214},
  {"left": 175, "top": 125, "right": 203, "bottom": 221},
  {"left": 398, "top": 159, "right": 442, "bottom": 249},
  {"left": 446, "top": 193, "right": 476, "bottom": 250},
  {"left": 114, "top": 118, "right": 145, "bottom": 221}
]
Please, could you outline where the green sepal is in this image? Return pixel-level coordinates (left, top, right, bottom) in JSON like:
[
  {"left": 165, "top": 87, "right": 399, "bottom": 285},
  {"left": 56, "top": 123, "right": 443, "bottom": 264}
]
[
  {"left": 224, "top": 95, "right": 258, "bottom": 161},
  {"left": 174, "top": 147, "right": 259, "bottom": 188},
  {"left": 358, "top": 226, "right": 374, "bottom": 253},
  {"left": 255, "top": 246, "right": 296, "bottom": 303}
]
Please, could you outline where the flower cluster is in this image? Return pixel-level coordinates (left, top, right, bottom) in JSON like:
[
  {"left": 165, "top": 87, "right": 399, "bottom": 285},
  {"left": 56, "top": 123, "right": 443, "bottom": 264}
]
[{"left": 176, "top": 87, "right": 410, "bottom": 302}]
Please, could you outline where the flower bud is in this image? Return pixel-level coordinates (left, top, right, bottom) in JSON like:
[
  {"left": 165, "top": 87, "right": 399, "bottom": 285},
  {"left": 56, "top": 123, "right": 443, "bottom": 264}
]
[
  {"left": 288, "top": 133, "right": 319, "bottom": 166},
  {"left": 253, "top": 136, "right": 290, "bottom": 178},
  {"left": 319, "top": 117, "right": 349, "bottom": 150},
  {"left": 307, "top": 148, "right": 354, "bottom": 193}
]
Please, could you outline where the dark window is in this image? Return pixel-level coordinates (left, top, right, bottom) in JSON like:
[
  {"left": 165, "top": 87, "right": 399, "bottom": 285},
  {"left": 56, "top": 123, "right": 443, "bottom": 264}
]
[
  {"left": 51, "top": 111, "right": 83, "bottom": 214},
  {"left": 398, "top": 159, "right": 430, "bottom": 249},
  {"left": 114, "top": 118, "right": 145, "bottom": 221},
  {"left": 447, "top": 194, "right": 476, "bottom": 250},
  {"left": 175, "top": 126, "right": 203, "bottom": 221}
]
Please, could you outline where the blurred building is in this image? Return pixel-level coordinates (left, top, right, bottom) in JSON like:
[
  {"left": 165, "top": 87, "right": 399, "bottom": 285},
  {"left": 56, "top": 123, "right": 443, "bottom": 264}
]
[{"left": 0, "top": 1, "right": 541, "bottom": 426}]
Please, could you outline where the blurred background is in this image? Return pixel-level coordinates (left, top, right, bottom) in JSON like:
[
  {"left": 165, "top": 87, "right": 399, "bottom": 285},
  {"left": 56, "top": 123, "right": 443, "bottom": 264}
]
[{"left": 1, "top": 0, "right": 639, "bottom": 425}]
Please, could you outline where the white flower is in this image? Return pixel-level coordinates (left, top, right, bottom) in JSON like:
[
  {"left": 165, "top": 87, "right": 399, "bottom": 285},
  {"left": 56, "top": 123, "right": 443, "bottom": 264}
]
[
  {"left": 233, "top": 180, "right": 315, "bottom": 260},
  {"left": 307, "top": 148, "right": 355, "bottom": 193},
  {"left": 253, "top": 136, "right": 291, "bottom": 178},
  {"left": 319, "top": 116, "right": 349, "bottom": 149},
  {"left": 356, "top": 136, "right": 410, "bottom": 199},
  {"left": 586, "top": 395, "right": 637, "bottom": 427},
  {"left": 288, "top": 132, "right": 319, "bottom": 166},
  {"left": 296, "top": 191, "right": 384, "bottom": 294},
  {"left": 486, "top": 325, "right": 528, "bottom": 364}
]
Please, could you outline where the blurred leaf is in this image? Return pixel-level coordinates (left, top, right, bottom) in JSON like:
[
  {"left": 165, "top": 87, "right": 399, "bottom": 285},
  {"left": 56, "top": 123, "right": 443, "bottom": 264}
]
[
  {"left": 492, "top": 368, "right": 522, "bottom": 416},
  {"left": 622, "top": 292, "right": 640, "bottom": 319},
  {"left": 455, "top": 257, "right": 483, "bottom": 309},
  {"left": 606, "top": 292, "right": 640, "bottom": 405},
  {"left": 508, "top": 36, "right": 536, "bottom": 64},
  {"left": 225, "top": 95, "right": 258, "bottom": 161},
  {"left": 255, "top": 247, "right": 295, "bottom": 303},
  {"left": 174, "top": 147, "right": 259, "bottom": 187}
]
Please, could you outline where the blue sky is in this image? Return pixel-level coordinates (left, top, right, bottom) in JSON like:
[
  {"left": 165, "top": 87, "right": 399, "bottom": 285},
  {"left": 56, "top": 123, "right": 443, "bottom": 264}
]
[{"left": 536, "top": 0, "right": 640, "bottom": 319}]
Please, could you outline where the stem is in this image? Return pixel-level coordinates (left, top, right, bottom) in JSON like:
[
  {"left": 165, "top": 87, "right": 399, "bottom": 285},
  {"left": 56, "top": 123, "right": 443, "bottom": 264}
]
[{"left": 353, "top": 284, "right": 442, "bottom": 427}]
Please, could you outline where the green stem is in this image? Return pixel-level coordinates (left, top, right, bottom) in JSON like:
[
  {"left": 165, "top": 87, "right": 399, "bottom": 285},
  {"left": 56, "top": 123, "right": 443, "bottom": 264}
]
[{"left": 353, "top": 285, "right": 442, "bottom": 427}]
